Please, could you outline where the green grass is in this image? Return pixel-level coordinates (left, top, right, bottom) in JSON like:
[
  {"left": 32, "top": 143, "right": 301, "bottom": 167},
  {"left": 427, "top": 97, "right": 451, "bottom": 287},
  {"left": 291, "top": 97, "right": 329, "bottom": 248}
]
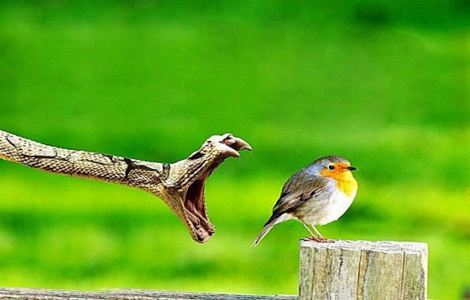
[{"left": 0, "top": 1, "right": 469, "bottom": 299}]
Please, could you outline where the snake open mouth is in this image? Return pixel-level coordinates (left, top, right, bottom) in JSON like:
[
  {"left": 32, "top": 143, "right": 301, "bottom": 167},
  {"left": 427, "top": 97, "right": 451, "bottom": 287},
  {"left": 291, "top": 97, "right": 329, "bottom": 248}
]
[
  {"left": 182, "top": 134, "right": 252, "bottom": 243},
  {"left": 183, "top": 173, "right": 213, "bottom": 242}
]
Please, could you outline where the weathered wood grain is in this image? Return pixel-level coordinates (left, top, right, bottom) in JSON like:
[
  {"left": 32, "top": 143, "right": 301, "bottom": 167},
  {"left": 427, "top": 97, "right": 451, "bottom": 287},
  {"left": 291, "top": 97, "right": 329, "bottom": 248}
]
[
  {"left": 0, "top": 288, "right": 296, "bottom": 300},
  {"left": 0, "top": 240, "right": 428, "bottom": 300},
  {"left": 299, "top": 240, "right": 427, "bottom": 300}
]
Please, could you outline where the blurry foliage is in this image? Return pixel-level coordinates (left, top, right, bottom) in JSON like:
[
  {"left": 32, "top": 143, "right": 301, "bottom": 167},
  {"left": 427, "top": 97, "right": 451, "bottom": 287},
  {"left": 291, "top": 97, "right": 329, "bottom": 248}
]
[{"left": 0, "top": 1, "right": 468, "bottom": 299}]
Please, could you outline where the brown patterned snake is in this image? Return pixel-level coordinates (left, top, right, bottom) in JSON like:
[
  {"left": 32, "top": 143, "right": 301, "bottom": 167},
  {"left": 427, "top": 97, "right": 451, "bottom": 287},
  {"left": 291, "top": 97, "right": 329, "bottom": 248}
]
[{"left": 0, "top": 130, "right": 251, "bottom": 243}]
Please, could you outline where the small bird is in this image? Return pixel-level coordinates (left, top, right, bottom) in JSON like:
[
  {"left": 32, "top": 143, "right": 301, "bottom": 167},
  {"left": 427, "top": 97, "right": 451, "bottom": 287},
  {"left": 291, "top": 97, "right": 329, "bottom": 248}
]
[{"left": 252, "top": 155, "right": 357, "bottom": 246}]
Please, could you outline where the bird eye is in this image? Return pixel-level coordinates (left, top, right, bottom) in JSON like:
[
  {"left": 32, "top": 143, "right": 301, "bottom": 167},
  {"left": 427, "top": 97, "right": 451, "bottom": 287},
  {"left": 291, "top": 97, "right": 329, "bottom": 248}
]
[{"left": 328, "top": 165, "right": 335, "bottom": 170}]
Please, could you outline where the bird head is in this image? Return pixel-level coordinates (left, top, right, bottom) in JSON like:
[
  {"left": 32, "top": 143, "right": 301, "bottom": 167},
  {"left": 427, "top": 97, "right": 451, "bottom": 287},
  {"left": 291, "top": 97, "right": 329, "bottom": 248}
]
[
  {"left": 314, "top": 155, "right": 358, "bottom": 197},
  {"left": 317, "top": 156, "right": 356, "bottom": 180}
]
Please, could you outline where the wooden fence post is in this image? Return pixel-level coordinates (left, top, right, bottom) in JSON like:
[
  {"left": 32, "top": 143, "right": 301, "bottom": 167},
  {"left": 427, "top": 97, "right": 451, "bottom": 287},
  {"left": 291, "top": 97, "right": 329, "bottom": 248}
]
[
  {"left": 0, "top": 240, "right": 429, "bottom": 300},
  {"left": 299, "top": 240, "right": 428, "bottom": 300}
]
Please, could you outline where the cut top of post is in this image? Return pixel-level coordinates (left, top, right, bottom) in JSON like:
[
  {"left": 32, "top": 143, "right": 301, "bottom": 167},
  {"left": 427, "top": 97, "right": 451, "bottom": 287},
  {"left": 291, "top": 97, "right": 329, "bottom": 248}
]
[
  {"left": 299, "top": 240, "right": 428, "bottom": 300},
  {"left": 300, "top": 239, "right": 428, "bottom": 254}
]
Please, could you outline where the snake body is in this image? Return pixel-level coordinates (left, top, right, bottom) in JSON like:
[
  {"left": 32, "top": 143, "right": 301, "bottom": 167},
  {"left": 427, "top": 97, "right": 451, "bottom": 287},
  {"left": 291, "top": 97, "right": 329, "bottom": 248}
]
[{"left": 0, "top": 130, "right": 251, "bottom": 243}]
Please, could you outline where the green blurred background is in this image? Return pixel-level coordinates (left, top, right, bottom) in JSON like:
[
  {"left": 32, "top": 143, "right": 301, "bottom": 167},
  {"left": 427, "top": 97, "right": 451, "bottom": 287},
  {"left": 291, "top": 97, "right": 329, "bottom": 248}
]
[{"left": 0, "top": 1, "right": 468, "bottom": 299}]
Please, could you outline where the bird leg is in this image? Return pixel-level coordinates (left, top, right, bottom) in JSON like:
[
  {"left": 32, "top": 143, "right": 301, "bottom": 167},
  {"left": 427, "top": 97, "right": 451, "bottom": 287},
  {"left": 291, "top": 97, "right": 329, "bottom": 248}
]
[
  {"left": 303, "top": 223, "right": 316, "bottom": 238},
  {"left": 302, "top": 224, "right": 332, "bottom": 243},
  {"left": 311, "top": 225, "right": 323, "bottom": 238},
  {"left": 312, "top": 225, "right": 332, "bottom": 243}
]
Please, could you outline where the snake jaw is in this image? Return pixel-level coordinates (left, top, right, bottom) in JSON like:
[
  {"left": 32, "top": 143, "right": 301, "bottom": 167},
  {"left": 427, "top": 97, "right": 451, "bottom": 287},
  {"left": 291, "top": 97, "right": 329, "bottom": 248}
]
[
  {"left": 211, "top": 133, "right": 252, "bottom": 157},
  {"left": 189, "top": 133, "right": 252, "bottom": 159},
  {"left": 179, "top": 133, "right": 252, "bottom": 243}
]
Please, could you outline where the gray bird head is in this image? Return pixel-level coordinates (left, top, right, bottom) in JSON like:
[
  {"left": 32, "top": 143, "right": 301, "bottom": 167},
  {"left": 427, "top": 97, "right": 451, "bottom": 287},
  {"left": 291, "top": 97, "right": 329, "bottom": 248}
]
[{"left": 307, "top": 155, "right": 356, "bottom": 176}]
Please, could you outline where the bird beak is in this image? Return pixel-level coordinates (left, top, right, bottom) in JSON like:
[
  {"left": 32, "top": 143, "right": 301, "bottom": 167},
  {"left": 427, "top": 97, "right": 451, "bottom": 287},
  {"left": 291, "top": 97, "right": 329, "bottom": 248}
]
[{"left": 346, "top": 166, "right": 357, "bottom": 171}]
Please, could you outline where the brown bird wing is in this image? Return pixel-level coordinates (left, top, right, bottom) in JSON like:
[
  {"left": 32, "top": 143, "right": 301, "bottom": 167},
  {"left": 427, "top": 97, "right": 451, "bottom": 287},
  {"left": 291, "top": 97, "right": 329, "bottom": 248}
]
[
  {"left": 266, "top": 170, "right": 329, "bottom": 224},
  {"left": 253, "top": 169, "right": 331, "bottom": 246}
]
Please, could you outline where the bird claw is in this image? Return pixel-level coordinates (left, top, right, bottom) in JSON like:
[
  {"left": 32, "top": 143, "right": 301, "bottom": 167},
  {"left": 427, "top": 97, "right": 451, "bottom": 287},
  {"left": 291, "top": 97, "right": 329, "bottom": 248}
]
[{"left": 302, "top": 236, "right": 335, "bottom": 243}]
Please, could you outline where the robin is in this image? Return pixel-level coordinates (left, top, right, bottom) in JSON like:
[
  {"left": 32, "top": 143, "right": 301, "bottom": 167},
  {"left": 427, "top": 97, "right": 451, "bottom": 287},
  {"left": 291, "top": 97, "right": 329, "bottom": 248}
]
[{"left": 252, "top": 155, "right": 357, "bottom": 246}]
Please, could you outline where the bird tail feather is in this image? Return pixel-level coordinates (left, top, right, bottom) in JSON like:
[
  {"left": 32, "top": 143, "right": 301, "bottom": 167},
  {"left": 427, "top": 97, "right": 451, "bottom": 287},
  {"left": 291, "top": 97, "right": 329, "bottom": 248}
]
[
  {"left": 251, "top": 223, "right": 275, "bottom": 247},
  {"left": 251, "top": 213, "right": 288, "bottom": 247}
]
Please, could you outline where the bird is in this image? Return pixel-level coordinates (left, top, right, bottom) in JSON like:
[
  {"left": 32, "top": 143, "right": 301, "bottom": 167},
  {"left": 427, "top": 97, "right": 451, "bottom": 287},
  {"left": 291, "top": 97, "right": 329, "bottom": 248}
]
[{"left": 252, "top": 155, "right": 357, "bottom": 246}]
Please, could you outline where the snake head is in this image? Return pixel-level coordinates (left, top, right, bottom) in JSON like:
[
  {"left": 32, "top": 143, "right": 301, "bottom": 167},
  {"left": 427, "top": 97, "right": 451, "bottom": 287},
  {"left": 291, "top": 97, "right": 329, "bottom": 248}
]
[
  {"left": 167, "top": 134, "right": 252, "bottom": 243},
  {"left": 189, "top": 133, "right": 252, "bottom": 159}
]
